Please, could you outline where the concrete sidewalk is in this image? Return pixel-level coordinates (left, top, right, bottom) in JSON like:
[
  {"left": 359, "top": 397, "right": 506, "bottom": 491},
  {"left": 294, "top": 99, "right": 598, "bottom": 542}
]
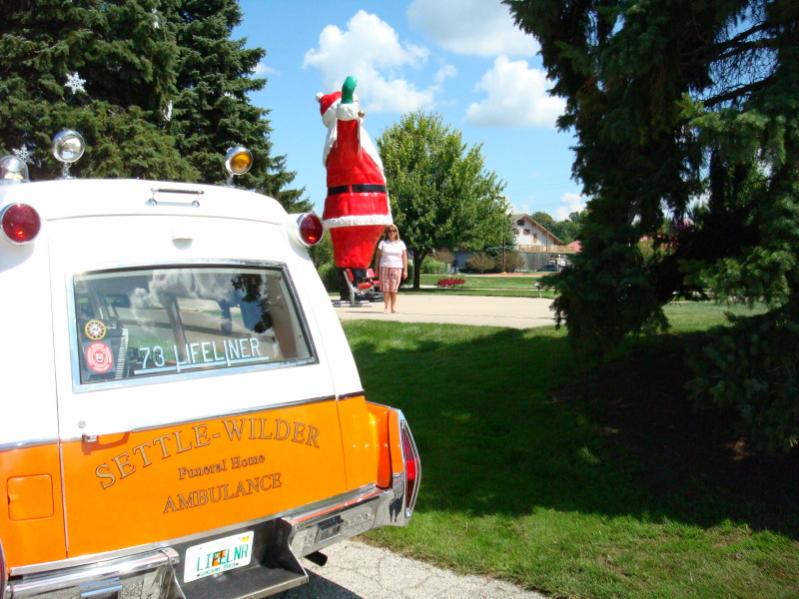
[
  {"left": 282, "top": 540, "right": 546, "bottom": 599},
  {"left": 334, "top": 294, "right": 555, "bottom": 329}
]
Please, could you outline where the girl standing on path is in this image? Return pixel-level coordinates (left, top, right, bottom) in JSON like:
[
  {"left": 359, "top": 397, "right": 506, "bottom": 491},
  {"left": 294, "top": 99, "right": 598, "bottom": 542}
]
[{"left": 375, "top": 225, "right": 407, "bottom": 313}]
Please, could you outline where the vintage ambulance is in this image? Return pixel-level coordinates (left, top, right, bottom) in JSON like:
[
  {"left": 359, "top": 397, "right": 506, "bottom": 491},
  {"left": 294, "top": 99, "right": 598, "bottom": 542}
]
[{"left": 0, "top": 132, "right": 420, "bottom": 598}]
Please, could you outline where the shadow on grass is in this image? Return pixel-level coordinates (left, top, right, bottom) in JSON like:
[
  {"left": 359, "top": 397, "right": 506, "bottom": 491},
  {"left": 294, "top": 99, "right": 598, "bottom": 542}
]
[{"left": 346, "top": 322, "right": 799, "bottom": 540}]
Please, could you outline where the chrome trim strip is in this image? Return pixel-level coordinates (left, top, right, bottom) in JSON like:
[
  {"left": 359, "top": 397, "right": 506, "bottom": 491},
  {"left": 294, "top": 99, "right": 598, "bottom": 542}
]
[
  {"left": 59, "top": 394, "right": 337, "bottom": 441},
  {"left": 65, "top": 261, "right": 319, "bottom": 393},
  {"left": 285, "top": 487, "right": 385, "bottom": 526},
  {"left": 1, "top": 539, "right": 7, "bottom": 599},
  {"left": 0, "top": 438, "right": 58, "bottom": 453},
  {"left": 337, "top": 390, "right": 366, "bottom": 400},
  {"left": 399, "top": 413, "right": 422, "bottom": 516},
  {"left": 10, "top": 485, "right": 376, "bottom": 577},
  {"left": 9, "top": 548, "right": 176, "bottom": 595}
]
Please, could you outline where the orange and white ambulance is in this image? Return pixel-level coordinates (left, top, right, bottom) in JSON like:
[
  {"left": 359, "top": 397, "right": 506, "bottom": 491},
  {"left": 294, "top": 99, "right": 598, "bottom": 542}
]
[{"left": 0, "top": 135, "right": 420, "bottom": 598}]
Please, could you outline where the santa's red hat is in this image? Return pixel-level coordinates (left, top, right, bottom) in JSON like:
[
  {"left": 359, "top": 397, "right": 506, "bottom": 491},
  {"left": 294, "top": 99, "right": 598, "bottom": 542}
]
[
  {"left": 317, "top": 91, "right": 341, "bottom": 115},
  {"left": 316, "top": 91, "right": 342, "bottom": 128}
]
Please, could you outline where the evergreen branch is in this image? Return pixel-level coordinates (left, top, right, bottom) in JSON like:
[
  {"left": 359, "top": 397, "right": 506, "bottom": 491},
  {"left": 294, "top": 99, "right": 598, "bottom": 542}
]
[{"left": 701, "top": 75, "right": 776, "bottom": 107}]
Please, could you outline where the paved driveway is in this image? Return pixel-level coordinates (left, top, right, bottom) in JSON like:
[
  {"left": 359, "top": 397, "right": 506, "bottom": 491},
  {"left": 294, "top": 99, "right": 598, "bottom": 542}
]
[
  {"left": 282, "top": 540, "right": 546, "bottom": 599},
  {"left": 334, "top": 293, "right": 555, "bottom": 329}
]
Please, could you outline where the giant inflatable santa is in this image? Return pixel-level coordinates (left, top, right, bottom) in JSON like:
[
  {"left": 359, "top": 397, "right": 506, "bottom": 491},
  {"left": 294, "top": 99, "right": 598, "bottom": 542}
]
[{"left": 317, "top": 76, "right": 392, "bottom": 269}]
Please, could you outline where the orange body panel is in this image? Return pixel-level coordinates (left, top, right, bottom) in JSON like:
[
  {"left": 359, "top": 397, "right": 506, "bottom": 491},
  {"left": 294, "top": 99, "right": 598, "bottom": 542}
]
[
  {"left": 336, "top": 395, "right": 380, "bottom": 490},
  {"left": 366, "top": 403, "right": 394, "bottom": 488},
  {"left": 8, "top": 475, "right": 54, "bottom": 520},
  {"left": 0, "top": 444, "right": 66, "bottom": 568},
  {"left": 60, "top": 400, "right": 353, "bottom": 557}
]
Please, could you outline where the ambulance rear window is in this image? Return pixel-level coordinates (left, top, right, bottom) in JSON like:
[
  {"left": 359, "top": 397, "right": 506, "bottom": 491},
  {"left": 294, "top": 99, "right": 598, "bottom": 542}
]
[{"left": 72, "top": 265, "right": 314, "bottom": 385}]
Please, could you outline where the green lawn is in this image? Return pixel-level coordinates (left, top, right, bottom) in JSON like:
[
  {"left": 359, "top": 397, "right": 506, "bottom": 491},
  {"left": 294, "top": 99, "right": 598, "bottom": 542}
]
[
  {"left": 344, "top": 304, "right": 798, "bottom": 598},
  {"left": 414, "top": 273, "right": 557, "bottom": 298}
]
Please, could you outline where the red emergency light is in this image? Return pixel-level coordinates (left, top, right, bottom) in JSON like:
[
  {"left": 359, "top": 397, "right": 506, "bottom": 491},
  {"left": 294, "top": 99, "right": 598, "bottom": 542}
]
[
  {"left": 1, "top": 203, "right": 41, "bottom": 244},
  {"left": 297, "top": 213, "right": 323, "bottom": 246}
]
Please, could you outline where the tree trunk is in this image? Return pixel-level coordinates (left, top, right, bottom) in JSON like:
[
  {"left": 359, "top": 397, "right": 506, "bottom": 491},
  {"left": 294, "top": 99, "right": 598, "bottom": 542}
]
[{"left": 412, "top": 251, "right": 426, "bottom": 290}]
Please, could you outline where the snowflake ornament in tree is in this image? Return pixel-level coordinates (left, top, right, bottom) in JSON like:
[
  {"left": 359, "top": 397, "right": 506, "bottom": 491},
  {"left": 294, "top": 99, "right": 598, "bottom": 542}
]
[
  {"left": 12, "top": 145, "right": 33, "bottom": 164},
  {"left": 65, "top": 71, "right": 87, "bottom": 95}
]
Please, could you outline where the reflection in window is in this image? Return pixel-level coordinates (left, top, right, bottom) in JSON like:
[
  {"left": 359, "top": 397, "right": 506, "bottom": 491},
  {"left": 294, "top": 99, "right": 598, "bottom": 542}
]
[{"left": 73, "top": 266, "right": 313, "bottom": 385}]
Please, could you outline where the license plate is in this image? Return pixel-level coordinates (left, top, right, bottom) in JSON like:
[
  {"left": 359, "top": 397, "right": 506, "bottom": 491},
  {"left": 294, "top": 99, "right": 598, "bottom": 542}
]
[{"left": 183, "top": 531, "right": 255, "bottom": 583}]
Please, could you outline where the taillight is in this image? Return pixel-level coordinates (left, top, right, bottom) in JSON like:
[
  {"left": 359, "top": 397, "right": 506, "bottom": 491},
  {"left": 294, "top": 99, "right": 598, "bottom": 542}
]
[
  {"left": 297, "top": 212, "right": 323, "bottom": 246},
  {"left": 400, "top": 421, "right": 421, "bottom": 516},
  {"left": 1, "top": 203, "right": 41, "bottom": 244}
]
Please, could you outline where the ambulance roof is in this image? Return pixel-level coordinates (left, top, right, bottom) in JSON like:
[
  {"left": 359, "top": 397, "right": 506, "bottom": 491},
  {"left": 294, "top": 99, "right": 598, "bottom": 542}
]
[{"left": 0, "top": 179, "right": 288, "bottom": 224}]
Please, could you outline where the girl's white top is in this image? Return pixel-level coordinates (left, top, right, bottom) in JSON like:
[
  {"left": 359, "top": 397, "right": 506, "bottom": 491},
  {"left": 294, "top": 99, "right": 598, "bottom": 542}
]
[{"left": 378, "top": 239, "right": 406, "bottom": 268}]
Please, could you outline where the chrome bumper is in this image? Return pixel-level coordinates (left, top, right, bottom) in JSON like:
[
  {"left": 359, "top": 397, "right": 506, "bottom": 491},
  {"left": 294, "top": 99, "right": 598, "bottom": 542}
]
[{"left": 5, "top": 482, "right": 409, "bottom": 599}]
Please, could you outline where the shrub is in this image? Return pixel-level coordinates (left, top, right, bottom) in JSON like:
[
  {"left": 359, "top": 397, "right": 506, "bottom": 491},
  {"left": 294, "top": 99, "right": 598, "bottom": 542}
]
[
  {"left": 317, "top": 262, "right": 341, "bottom": 292},
  {"left": 503, "top": 250, "right": 524, "bottom": 272},
  {"left": 688, "top": 308, "right": 799, "bottom": 454},
  {"left": 421, "top": 257, "right": 448, "bottom": 274},
  {"left": 433, "top": 248, "right": 454, "bottom": 265},
  {"left": 465, "top": 252, "right": 495, "bottom": 273},
  {"left": 309, "top": 233, "right": 334, "bottom": 267}
]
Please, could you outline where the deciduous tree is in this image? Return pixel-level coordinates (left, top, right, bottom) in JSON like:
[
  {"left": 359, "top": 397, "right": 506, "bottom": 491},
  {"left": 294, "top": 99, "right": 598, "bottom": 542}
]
[{"left": 378, "top": 112, "right": 509, "bottom": 289}]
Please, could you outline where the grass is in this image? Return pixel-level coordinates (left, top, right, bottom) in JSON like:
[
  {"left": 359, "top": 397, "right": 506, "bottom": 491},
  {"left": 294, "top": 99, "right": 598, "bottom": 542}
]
[
  {"left": 412, "top": 273, "right": 557, "bottom": 298},
  {"left": 343, "top": 304, "right": 799, "bottom": 598}
]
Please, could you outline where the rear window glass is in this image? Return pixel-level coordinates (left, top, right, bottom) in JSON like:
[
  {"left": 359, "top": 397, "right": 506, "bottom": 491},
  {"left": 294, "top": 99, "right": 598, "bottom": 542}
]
[{"left": 73, "top": 265, "right": 314, "bottom": 385}]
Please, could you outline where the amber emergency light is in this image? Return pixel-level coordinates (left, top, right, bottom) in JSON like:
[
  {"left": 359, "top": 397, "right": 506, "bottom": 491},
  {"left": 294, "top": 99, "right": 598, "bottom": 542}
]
[{"left": 224, "top": 146, "right": 253, "bottom": 185}]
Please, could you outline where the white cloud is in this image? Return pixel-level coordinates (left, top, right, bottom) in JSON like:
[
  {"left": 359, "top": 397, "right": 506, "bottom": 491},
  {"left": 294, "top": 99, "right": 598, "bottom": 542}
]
[
  {"left": 304, "top": 10, "right": 438, "bottom": 113},
  {"left": 407, "top": 0, "right": 538, "bottom": 57},
  {"left": 251, "top": 61, "right": 279, "bottom": 76},
  {"left": 434, "top": 64, "right": 457, "bottom": 85},
  {"left": 555, "top": 192, "right": 586, "bottom": 220},
  {"left": 466, "top": 56, "right": 565, "bottom": 127}
]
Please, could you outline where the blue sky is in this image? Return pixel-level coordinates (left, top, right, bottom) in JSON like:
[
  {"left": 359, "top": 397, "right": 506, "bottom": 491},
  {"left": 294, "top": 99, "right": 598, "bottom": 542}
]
[{"left": 235, "top": 0, "right": 584, "bottom": 219}]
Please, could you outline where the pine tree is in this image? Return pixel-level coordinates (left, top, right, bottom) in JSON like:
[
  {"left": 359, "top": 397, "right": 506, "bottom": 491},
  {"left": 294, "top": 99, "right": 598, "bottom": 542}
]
[
  {"left": 0, "top": 0, "right": 197, "bottom": 181},
  {"left": 0, "top": 0, "right": 305, "bottom": 211},
  {"left": 168, "top": 0, "right": 307, "bottom": 210},
  {"left": 506, "top": 0, "right": 799, "bottom": 452}
]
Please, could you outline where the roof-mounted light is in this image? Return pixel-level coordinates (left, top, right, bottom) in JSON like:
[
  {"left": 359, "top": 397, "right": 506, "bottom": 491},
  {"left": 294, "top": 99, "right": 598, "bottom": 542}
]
[
  {"left": 224, "top": 146, "right": 253, "bottom": 185},
  {"left": 1, "top": 203, "right": 41, "bottom": 244},
  {"left": 52, "top": 129, "right": 85, "bottom": 179},
  {"left": 0, "top": 155, "right": 30, "bottom": 184}
]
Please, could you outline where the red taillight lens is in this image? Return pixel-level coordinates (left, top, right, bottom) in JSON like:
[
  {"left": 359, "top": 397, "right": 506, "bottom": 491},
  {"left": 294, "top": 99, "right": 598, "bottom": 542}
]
[
  {"left": 298, "top": 212, "right": 323, "bottom": 246},
  {"left": 400, "top": 422, "right": 421, "bottom": 514},
  {"left": 1, "top": 203, "right": 41, "bottom": 244}
]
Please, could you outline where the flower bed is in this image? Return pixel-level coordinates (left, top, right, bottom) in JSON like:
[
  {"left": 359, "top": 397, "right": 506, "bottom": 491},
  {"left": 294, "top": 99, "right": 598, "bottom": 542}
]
[{"left": 436, "top": 278, "right": 466, "bottom": 288}]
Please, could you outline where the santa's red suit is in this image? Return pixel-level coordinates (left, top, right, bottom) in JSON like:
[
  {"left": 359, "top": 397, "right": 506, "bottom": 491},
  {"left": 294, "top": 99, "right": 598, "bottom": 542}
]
[{"left": 317, "top": 90, "right": 392, "bottom": 268}]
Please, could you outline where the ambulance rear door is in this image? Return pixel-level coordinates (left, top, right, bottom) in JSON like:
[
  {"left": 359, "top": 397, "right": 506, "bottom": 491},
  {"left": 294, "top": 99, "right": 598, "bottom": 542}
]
[{"left": 47, "top": 213, "right": 350, "bottom": 558}]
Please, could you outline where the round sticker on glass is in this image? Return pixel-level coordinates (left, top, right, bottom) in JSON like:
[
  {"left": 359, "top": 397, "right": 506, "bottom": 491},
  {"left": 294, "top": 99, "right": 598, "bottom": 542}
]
[
  {"left": 84, "top": 319, "right": 107, "bottom": 341},
  {"left": 85, "top": 341, "right": 114, "bottom": 374}
]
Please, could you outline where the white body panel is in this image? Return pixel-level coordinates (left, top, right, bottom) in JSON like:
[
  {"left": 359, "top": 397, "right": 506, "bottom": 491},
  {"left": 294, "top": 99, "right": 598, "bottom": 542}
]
[
  {"left": 0, "top": 179, "right": 362, "bottom": 443},
  {"left": 0, "top": 226, "right": 59, "bottom": 448}
]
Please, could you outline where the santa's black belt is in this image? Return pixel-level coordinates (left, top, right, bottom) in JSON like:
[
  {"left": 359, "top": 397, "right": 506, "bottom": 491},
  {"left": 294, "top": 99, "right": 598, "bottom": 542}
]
[{"left": 328, "top": 184, "right": 387, "bottom": 196}]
